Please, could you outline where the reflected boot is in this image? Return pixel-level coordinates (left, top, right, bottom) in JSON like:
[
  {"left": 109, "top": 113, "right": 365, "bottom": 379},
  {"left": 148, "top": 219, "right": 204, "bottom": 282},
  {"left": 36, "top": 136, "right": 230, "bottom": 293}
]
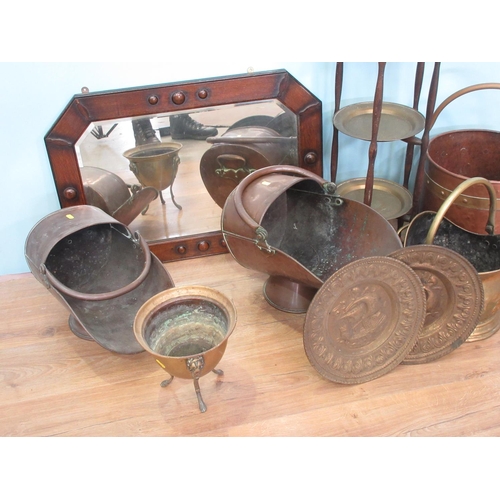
[
  {"left": 170, "top": 114, "right": 218, "bottom": 140},
  {"left": 132, "top": 118, "right": 160, "bottom": 146}
]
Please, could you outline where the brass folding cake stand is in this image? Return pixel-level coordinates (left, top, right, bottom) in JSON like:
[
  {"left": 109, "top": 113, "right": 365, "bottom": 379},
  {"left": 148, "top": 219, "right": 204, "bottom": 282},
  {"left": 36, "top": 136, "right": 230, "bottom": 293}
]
[{"left": 331, "top": 62, "right": 441, "bottom": 224}]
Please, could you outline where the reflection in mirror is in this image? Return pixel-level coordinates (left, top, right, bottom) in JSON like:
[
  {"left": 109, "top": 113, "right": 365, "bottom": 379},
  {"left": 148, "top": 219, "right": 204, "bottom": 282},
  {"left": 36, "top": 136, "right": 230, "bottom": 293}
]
[
  {"left": 45, "top": 70, "right": 323, "bottom": 261},
  {"left": 76, "top": 100, "right": 298, "bottom": 243}
]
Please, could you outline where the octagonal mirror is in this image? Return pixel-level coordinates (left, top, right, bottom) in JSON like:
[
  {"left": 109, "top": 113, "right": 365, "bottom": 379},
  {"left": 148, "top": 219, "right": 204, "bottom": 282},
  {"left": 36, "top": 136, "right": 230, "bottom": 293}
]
[{"left": 45, "top": 69, "right": 323, "bottom": 261}]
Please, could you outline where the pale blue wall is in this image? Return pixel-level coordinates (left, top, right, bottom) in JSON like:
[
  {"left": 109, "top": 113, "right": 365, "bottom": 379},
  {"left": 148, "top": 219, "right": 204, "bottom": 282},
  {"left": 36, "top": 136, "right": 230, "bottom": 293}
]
[{"left": 2, "top": 62, "right": 500, "bottom": 275}]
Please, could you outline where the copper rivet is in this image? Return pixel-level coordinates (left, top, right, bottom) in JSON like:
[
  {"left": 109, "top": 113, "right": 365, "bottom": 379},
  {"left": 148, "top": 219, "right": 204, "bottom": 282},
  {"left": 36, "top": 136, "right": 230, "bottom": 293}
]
[
  {"left": 176, "top": 245, "right": 187, "bottom": 254},
  {"left": 198, "top": 241, "right": 210, "bottom": 252},
  {"left": 63, "top": 187, "right": 77, "bottom": 200},
  {"left": 304, "top": 152, "right": 317, "bottom": 164},
  {"left": 220, "top": 239, "right": 227, "bottom": 247},
  {"left": 172, "top": 91, "right": 186, "bottom": 105},
  {"left": 198, "top": 89, "right": 208, "bottom": 99},
  {"left": 148, "top": 95, "right": 159, "bottom": 105}
]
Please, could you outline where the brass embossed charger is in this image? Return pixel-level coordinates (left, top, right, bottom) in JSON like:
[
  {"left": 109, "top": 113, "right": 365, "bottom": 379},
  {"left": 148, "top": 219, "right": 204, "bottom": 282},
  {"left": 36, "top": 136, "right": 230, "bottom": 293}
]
[
  {"left": 303, "top": 256, "right": 426, "bottom": 384},
  {"left": 390, "top": 245, "right": 484, "bottom": 364}
]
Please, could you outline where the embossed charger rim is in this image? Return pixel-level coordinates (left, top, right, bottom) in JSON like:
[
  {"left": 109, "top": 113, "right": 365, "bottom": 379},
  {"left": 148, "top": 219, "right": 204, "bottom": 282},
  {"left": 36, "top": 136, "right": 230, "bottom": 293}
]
[
  {"left": 303, "top": 256, "right": 426, "bottom": 385},
  {"left": 389, "top": 245, "right": 484, "bottom": 365}
]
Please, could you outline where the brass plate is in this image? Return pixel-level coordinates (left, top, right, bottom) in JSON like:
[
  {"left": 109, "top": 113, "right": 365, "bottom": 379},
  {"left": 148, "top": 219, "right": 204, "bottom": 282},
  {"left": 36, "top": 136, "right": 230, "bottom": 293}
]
[
  {"left": 336, "top": 178, "right": 412, "bottom": 221},
  {"left": 333, "top": 102, "right": 425, "bottom": 142},
  {"left": 389, "top": 245, "right": 484, "bottom": 364},
  {"left": 303, "top": 256, "right": 426, "bottom": 384}
]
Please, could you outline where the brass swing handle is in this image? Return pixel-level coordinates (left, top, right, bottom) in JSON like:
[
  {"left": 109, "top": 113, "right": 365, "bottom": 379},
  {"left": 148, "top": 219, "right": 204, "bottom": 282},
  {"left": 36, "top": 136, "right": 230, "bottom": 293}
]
[
  {"left": 425, "top": 177, "right": 497, "bottom": 244},
  {"left": 428, "top": 82, "right": 500, "bottom": 131}
]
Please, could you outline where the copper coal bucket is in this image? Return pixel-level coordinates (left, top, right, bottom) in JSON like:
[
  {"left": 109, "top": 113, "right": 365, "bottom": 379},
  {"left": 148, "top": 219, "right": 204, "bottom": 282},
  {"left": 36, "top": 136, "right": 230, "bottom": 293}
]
[
  {"left": 222, "top": 165, "right": 403, "bottom": 313},
  {"left": 421, "top": 83, "right": 500, "bottom": 234},
  {"left": 134, "top": 286, "right": 237, "bottom": 412},
  {"left": 123, "top": 142, "right": 183, "bottom": 209},
  {"left": 405, "top": 177, "right": 499, "bottom": 342},
  {"left": 25, "top": 205, "right": 175, "bottom": 354},
  {"left": 81, "top": 166, "right": 158, "bottom": 225},
  {"left": 200, "top": 126, "right": 298, "bottom": 208}
]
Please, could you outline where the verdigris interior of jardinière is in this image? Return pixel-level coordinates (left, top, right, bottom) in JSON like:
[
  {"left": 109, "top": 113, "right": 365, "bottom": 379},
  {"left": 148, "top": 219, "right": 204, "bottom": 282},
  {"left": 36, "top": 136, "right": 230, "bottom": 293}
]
[{"left": 143, "top": 298, "right": 229, "bottom": 357}]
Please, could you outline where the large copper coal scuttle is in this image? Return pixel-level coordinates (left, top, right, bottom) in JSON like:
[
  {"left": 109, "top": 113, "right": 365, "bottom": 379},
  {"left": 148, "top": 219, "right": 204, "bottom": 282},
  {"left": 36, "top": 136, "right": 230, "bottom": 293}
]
[
  {"left": 221, "top": 165, "right": 403, "bottom": 313},
  {"left": 25, "top": 205, "right": 175, "bottom": 354}
]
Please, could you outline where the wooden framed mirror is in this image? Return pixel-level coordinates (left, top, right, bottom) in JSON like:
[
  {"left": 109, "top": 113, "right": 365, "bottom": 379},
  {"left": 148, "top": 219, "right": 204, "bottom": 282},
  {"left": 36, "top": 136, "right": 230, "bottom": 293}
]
[{"left": 45, "top": 69, "right": 323, "bottom": 262}]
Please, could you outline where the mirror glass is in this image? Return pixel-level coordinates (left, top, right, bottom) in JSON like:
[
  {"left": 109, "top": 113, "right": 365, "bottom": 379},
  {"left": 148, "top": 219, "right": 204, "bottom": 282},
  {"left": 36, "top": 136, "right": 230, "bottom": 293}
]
[
  {"left": 76, "top": 99, "right": 297, "bottom": 242},
  {"left": 45, "top": 70, "right": 322, "bottom": 261}
]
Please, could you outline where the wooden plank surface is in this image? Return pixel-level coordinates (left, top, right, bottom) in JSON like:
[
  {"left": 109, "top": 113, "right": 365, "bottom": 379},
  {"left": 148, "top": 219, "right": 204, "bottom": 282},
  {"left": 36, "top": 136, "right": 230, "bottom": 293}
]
[{"left": 1, "top": 253, "right": 500, "bottom": 437}]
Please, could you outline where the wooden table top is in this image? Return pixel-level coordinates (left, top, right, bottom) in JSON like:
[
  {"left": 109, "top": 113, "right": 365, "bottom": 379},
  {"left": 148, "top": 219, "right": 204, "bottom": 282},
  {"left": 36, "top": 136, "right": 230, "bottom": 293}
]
[{"left": 2, "top": 253, "right": 500, "bottom": 437}]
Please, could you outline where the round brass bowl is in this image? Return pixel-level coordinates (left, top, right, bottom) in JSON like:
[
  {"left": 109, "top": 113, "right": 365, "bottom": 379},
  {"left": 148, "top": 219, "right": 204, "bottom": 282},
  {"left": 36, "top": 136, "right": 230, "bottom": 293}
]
[{"left": 134, "top": 286, "right": 237, "bottom": 412}]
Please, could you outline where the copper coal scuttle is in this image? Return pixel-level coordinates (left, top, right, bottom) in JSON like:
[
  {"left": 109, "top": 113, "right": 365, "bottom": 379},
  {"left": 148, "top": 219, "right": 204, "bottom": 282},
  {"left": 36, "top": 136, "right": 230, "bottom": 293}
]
[
  {"left": 25, "top": 205, "right": 175, "bottom": 355},
  {"left": 221, "top": 165, "right": 403, "bottom": 313}
]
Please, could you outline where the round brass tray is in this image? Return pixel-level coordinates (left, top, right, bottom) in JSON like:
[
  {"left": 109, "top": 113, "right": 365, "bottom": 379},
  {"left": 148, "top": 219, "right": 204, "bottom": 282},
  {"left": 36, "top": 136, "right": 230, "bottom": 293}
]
[
  {"left": 333, "top": 102, "right": 425, "bottom": 142},
  {"left": 389, "top": 245, "right": 484, "bottom": 365},
  {"left": 303, "top": 256, "right": 426, "bottom": 384},
  {"left": 336, "top": 178, "right": 412, "bottom": 221}
]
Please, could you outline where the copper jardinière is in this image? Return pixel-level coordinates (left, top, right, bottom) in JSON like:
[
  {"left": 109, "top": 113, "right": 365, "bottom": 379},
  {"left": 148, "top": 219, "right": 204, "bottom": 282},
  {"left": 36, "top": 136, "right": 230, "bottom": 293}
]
[{"left": 134, "top": 286, "right": 237, "bottom": 412}]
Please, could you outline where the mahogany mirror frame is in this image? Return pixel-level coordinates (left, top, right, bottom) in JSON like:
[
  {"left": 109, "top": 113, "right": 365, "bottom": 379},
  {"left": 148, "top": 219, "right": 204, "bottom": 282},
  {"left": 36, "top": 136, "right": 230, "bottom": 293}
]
[{"left": 44, "top": 69, "right": 323, "bottom": 262}]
